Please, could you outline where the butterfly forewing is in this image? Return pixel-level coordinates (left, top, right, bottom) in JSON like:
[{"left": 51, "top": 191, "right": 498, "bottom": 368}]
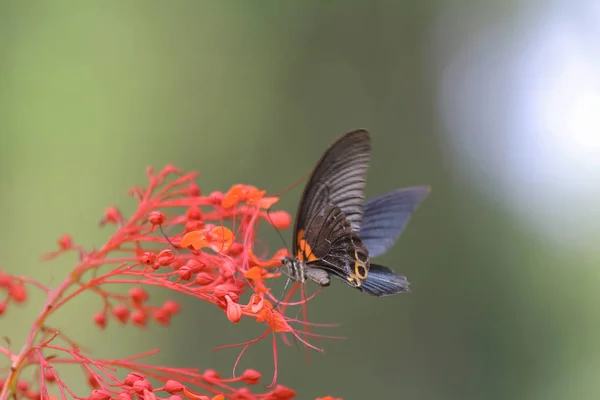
[
  {"left": 292, "top": 129, "right": 372, "bottom": 259},
  {"left": 299, "top": 203, "right": 370, "bottom": 287}
]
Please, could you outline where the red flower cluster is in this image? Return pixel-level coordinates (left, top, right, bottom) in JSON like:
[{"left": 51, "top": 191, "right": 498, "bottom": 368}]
[{"left": 0, "top": 166, "right": 340, "bottom": 400}]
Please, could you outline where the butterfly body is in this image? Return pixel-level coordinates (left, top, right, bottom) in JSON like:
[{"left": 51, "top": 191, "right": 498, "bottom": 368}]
[{"left": 282, "top": 129, "right": 429, "bottom": 297}]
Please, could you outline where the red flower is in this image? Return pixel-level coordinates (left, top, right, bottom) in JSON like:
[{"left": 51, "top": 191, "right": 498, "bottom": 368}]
[{"left": 0, "top": 165, "right": 340, "bottom": 400}]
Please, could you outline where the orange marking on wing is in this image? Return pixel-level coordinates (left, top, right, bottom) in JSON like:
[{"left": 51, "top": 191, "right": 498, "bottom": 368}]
[{"left": 296, "top": 229, "right": 318, "bottom": 262}]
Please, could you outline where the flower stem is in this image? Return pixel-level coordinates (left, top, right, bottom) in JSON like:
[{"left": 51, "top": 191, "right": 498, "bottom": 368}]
[{"left": 0, "top": 275, "right": 74, "bottom": 400}]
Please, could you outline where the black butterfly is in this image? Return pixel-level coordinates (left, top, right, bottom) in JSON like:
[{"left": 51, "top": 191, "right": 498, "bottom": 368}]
[{"left": 281, "top": 129, "right": 430, "bottom": 297}]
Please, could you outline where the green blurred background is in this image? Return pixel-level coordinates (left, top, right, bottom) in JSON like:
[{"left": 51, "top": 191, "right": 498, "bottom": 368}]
[{"left": 2, "top": 1, "right": 600, "bottom": 399}]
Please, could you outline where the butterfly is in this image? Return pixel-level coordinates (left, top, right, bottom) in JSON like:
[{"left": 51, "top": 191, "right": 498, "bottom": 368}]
[{"left": 281, "top": 129, "right": 430, "bottom": 296}]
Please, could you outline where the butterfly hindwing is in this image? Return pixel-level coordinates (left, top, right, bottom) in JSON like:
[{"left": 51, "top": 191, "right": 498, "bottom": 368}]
[
  {"left": 358, "top": 264, "right": 410, "bottom": 296},
  {"left": 298, "top": 203, "right": 370, "bottom": 288},
  {"left": 359, "top": 186, "right": 430, "bottom": 258}
]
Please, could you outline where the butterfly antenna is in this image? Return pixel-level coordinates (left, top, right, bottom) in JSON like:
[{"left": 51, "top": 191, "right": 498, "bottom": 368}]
[
  {"left": 158, "top": 223, "right": 181, "bottom": 256},
  {"left": 266, "top": 207, "right": 289, "bottom": 250}
]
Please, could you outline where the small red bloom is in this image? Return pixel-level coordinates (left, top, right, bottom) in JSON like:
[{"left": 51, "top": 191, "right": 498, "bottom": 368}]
[
  {"left": 225, "top": 295, "right": 242, "bottom": 324},
  {"left": 195, "top": 272, "right": 214, "bottom": 285},
  {"left": 163, "top": 380, "right": 184, "bottom": 394},
  {"left": 267, "top": 210, "right": 292, "bottom": 229},
  {"left": 186, "top": 207, "right": 203, "bottom": 221},
  {"left": 101, "top": 206, "right": 122, "bottom": 225},
  {"left": 186, "top": 259, "right": 205, "bottom": 272},
  {"left": 16, "top": 380, "right": 28, "bottom": 392},
  {"left": 209, "top": 191, "right": 224, "bottom": 205},
  {"left": 269, "top": 385, "right": 296, "bottom": 399},
  {"left": 185, "top": 220, "right": 205, "bottom": 233},
  {"left": 58, "top": 233, "right": 72, "bottom": 250},
  {"left": 240, "top": 369, "right": 261, "bottom": 385},
  {"left": 112, "top": 305, "right": 130, "bottom": 323},
  {"left": 227, "top": 242, "right": 243, "bottom": 256},
  {"left": 43, "top": 369, "right": 57, "bottom": 383},
  {"left": 131, "top": 310, "right": 148, "bottom": 327},
  {"left": 148, "top": 211, "right": 166, "bottom": 225},
  {"left": 140, "top": 251, "right": 157, "bottom": 266},
  {"left": 202, "top": 370, "right": 221, "bottom": 385},
  {"left": 124, "top": 373, "right": 145, "bottom": 386},
  {"left": 132, "top": 378, "right": 152, "bottom": 393},
  {"left": 87, "top": 373, "right": 100, "bottom": 389},
  {"left": 163, "top": 300, "right": 181, "bottom": 315},
  {"left": 129, "top": 287, "right": 149, "bottom": 304},
  {"left": 187, "top": 181, "right": 200, "bottom": 196},
  {"left": 153, "top": 308, "right": 171, "bottom": 326},
  {"left": 157, "top": 249, "right": 175, "bottom": 266},
  {"left": 176, "top": 265, "right": 193, "bottom": 281},
  {"left": 9, "top": 283, "right": 27, "bottom": 303},
  {"left": 93, "top": 311, "right": 107, "bottom": 329},
  {"left": 213, "top": 284, "right": 239, "bottom": 301},
  {"left": 89, "top": 389, "right": 111, "bottom": 400}
]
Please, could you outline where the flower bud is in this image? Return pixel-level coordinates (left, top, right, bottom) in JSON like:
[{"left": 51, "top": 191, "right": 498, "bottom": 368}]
[
  {"left": 129, "top": 287, "right": 149, "bottom": 304},
  {"left": 101, "top": 206, "right": 122, "bottom": 225},
  {"left": 163, "top": 380, "right": 184, "bottom": 394},
  {"left": 163, "top": 300, "right": 181, "bottom": 315},
  {"left": 186, "top": 259, "right": 205, "bottom": 272},
  {"left": 268, "top": 210, "right": 292, "bottom": 229},
  {"left": 175, "top": 265, "right": 192, "bottom": 281},
  {"left": 131, "top": 310, "right": 148, "bottom": 327},
  {"left": 93, "top": 311, "right": 107, "bottom": 329},
  {"left": 124, "top": 373, "right": 144, "bottom": 386},
  {"left": 186, "top": 207, "right": 203, "bottom": 221},
  {"left": 9, "top": 283, "right": 27, "bottom": 303},
  {"left": 185, "top": 220, "right": 205, "bottom": 233},
  {"left": 148, "top": 211, "right": 165, "bottom": 225},
  {"left": 132, "top": 378, "right": 152, "bottom": 393},
  {"left": 117, "top": 392, "right": 133, "bottom": 400},
  {"left": 88, "top": 374, "right": 100, "bottom": 389},
  {"left": 157, "top": 249, "right": 175, "bottom": 266},
  {"left": 153, "top": 308, "right": 170, "bottom": 326},
  {"left": 112, "top": 305, "right": 130, "bottom": 323},
  {"left": 44, "top": 368, "right": 57, "bottom": 382},
  {"left": 202, "top": 370, "right": 221, "bottom": 385},
  {"left": 270, "top": 385, "right": 296, "bottom": 399},
  {"left": 195, "top": 272, "right": 214, "bottom": 285},
  {"left": 209, "top": 191, "right": 224, "bottom": 205},
  {"left": 58, "top": 234, "right": 72, "bottom": 250},
  {"left": 225, "top": 295, "right": 242, "bottom": 324},
  {"left": 140, "top": 251, "right": 156, "bottom": 266},
  {"left": 89, "top": 390, "right": 111, "bottom": 400},
  {"left": 187, "top": 181, "right": 200, "bottom": 197},
  {"left": 240, "top": 369, "right": 261, "bottom": 384}
]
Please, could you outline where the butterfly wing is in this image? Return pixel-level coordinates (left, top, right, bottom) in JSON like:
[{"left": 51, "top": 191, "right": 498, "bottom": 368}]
[
  {"left": 359, "top": 186, "right": 430, "bottom": 258},
  {"left": 299, "top": 203, "right": 370, "bottom": 288},
  {"left": 358, "top": 264, "right": 410, "bottom": 296},
  {"left": 292, "top": 129, "right": 371, "bottom": 257}
]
